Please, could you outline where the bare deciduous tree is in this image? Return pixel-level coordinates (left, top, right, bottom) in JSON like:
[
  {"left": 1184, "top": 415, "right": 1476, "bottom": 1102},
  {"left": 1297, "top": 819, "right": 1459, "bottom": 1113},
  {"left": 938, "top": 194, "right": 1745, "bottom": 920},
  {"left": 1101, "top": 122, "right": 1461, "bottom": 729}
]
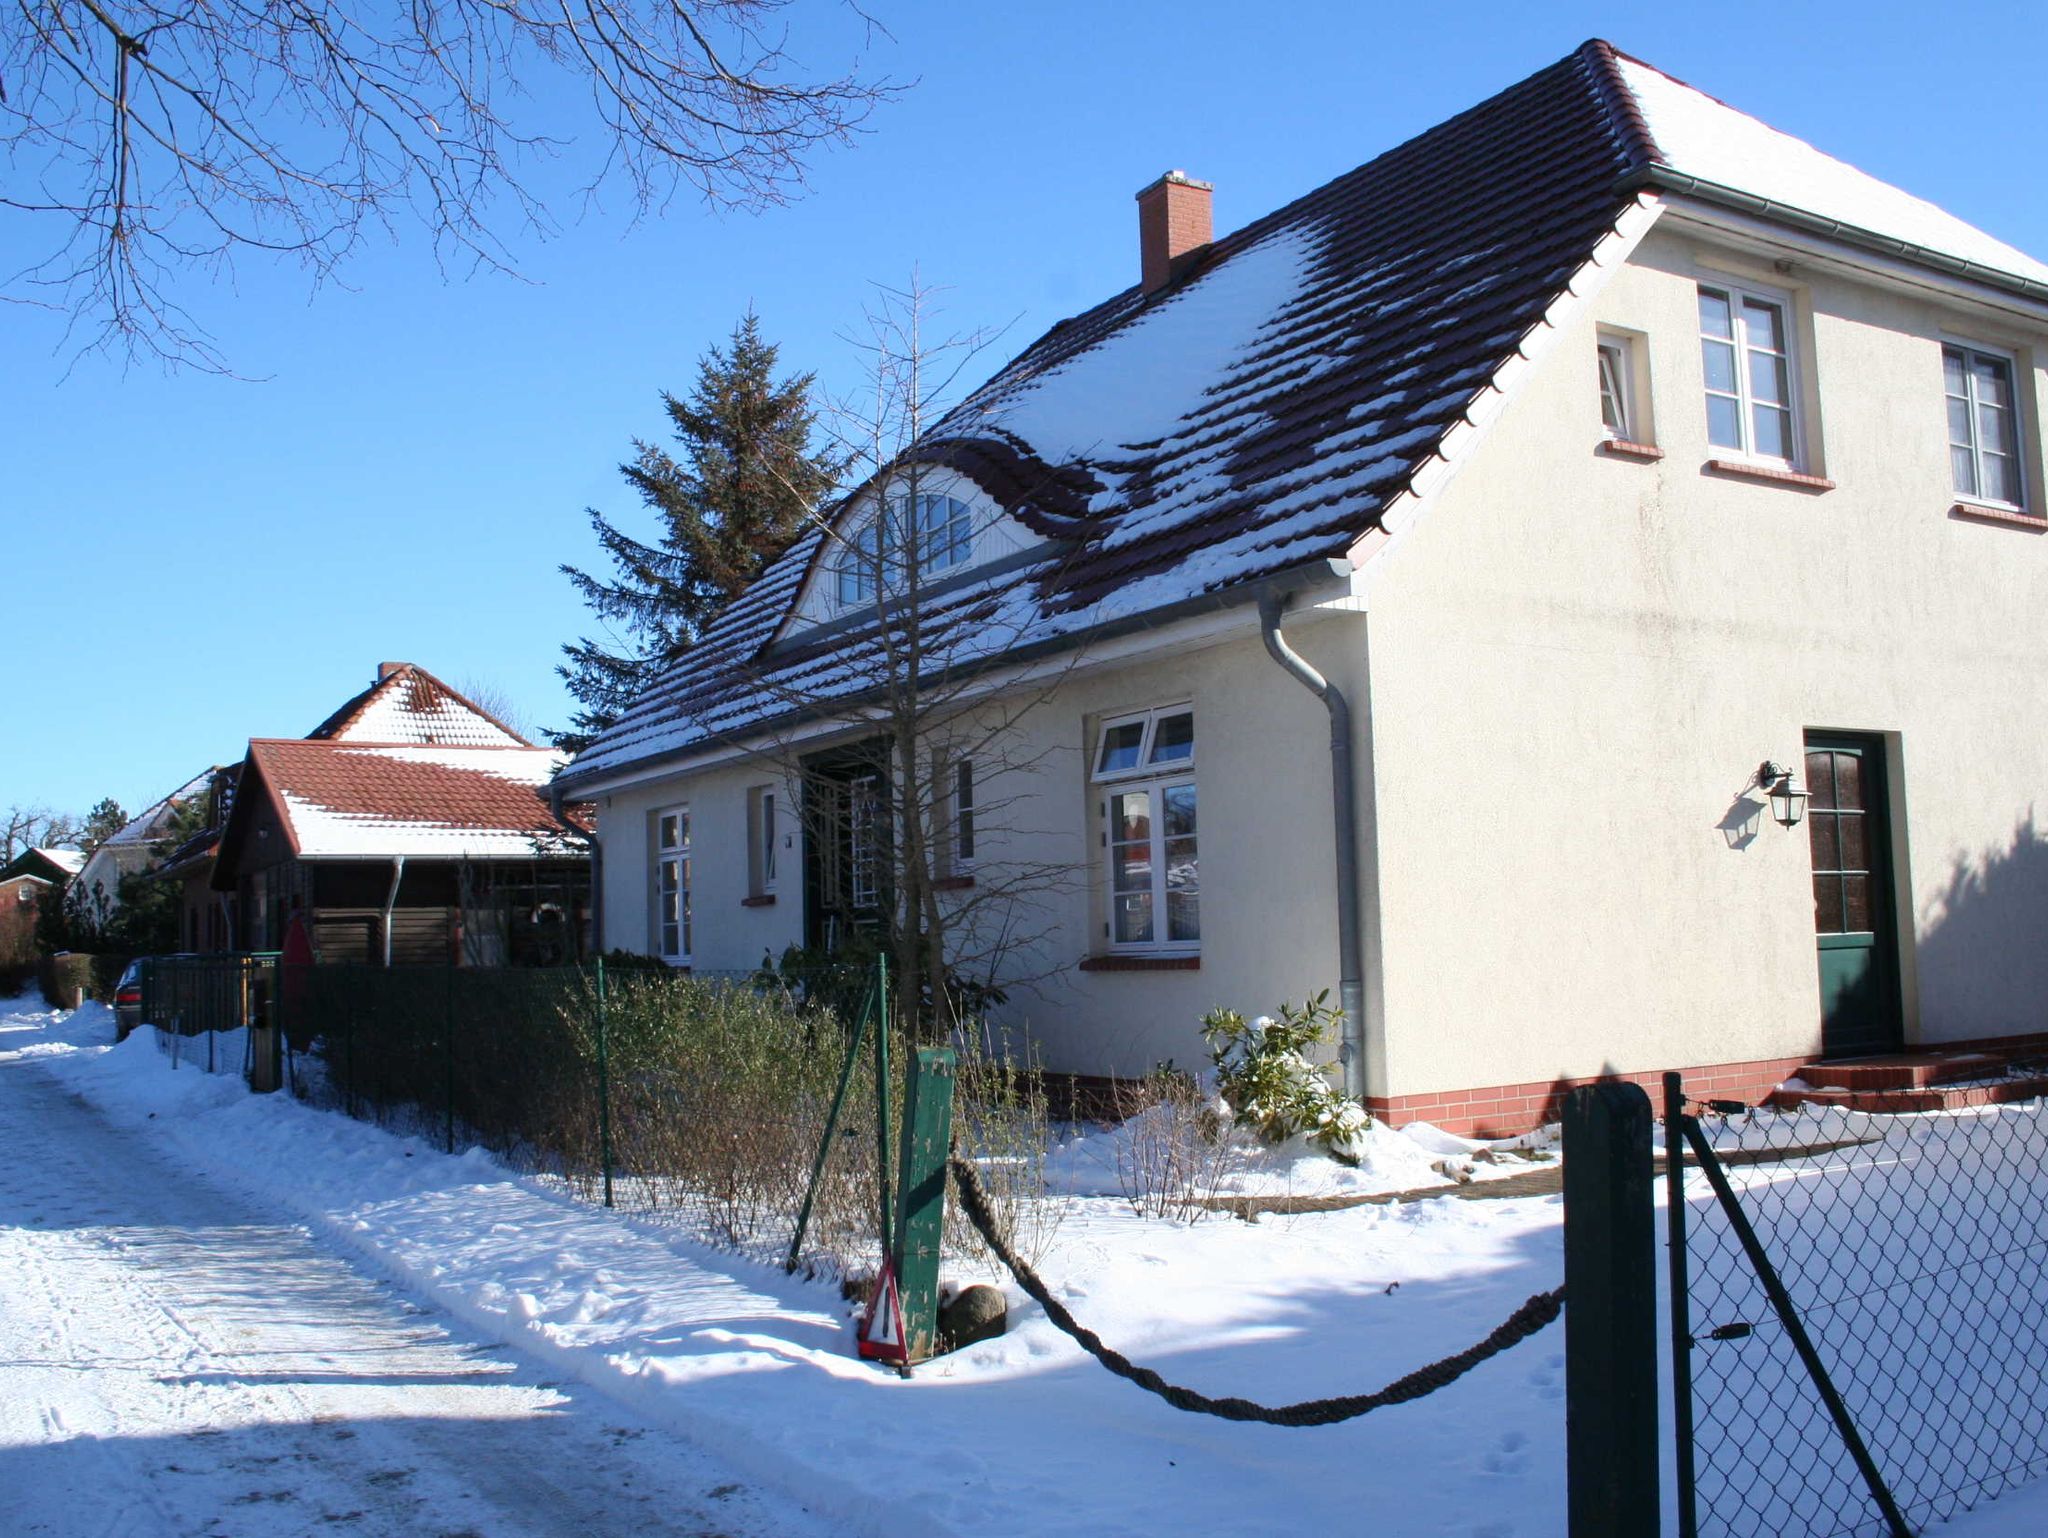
[
  {"left": 3, "top": 0, "right": 897, "bottom": 368},
  {"left": 3, "top": 804, "right": 84, "bottom": 864},
  {"left": 721, "top": 275, "right": 1088, "bottom": 1031}
]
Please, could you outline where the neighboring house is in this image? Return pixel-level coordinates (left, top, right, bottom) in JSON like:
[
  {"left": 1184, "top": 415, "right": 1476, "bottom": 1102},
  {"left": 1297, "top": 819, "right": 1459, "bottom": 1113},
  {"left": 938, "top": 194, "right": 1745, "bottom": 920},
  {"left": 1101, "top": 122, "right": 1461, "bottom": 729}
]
[
  {"left": 65, "top": 770, "right": 216, "bottom": 925},
  {"left": 554, "top": 41, "right": 2048, "bottom": 1135},
  {"left": 0, "top": 848, "right": 85, "bottom": 966},
  {"left": 204, "top": 663, "right": 592, "bottom": 965}
]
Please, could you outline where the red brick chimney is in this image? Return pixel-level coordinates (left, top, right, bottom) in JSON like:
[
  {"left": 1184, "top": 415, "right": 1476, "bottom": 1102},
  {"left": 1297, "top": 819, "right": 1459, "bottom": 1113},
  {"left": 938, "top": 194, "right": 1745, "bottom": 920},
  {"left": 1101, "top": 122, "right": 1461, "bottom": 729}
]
[
  {"left": 377, "top": 661, "right": 409, "bottom": 682},
  {"left": 1136, "top": 170, "right": 1214, "bottom": 294}
]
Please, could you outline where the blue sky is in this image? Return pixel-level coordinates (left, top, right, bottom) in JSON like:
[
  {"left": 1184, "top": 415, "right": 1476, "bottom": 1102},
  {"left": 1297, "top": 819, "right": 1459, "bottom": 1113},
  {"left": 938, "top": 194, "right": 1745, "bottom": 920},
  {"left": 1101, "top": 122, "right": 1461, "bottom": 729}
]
[{"left": 5, "top": 0, "right": 2043, "bottom": 820}]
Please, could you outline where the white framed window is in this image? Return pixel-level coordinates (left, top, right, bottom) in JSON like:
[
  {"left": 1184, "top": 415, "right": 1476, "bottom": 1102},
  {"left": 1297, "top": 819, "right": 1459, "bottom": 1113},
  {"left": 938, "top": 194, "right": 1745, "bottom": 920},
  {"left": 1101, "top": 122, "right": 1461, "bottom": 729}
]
[
  {"left": 654, "top": 807, "right": 691, "bottom": 963},
  {"left": 1092, "top": 705, "right": 1194, "bottom": 783},
  {"left": 832, "top": 492, "right": 976, "bottom": 607},
  {"left": 952, "top": 758, "right": 975, "bottom": 869},
  {"left": 849, "top": 775, "right": 881, "bottom": 909},
  {"left": 1698, "top": 282, "right": 1802, "bottom": 466},
  {"left": 1094, "top": 708, "right": 1198, "bottom": 951},
  {"left": 746, "top": 785, "right": 779, "bottom": 897},
  {"left": 1944, "top": 343, "right": 2027, "bottom": 510},
  {"left": 1598, "top": 334, "right": 1636, "bottom": 442}
]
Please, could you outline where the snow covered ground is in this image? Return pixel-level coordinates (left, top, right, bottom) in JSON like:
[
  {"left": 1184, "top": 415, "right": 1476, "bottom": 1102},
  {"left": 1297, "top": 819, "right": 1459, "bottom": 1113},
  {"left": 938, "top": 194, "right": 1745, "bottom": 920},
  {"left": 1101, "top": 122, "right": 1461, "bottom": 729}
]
[{"left": 3, "top": 989, "right": 2042, "bottom": 1537}]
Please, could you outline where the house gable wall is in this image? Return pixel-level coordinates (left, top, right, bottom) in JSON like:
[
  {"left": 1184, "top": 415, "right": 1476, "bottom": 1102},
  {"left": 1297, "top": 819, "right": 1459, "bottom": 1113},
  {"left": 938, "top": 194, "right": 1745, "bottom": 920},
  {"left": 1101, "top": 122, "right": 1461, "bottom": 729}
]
[{"left": 1359, "top": 222, "right": 2048, "bottom": 1099}]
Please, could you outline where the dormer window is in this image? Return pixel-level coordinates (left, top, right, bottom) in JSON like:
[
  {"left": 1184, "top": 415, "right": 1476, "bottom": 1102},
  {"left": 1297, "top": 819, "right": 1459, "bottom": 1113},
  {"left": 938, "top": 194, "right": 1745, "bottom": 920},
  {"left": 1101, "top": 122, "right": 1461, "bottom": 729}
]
[{"left": 834, "top": 492, "right": 976, "bottom": 607}]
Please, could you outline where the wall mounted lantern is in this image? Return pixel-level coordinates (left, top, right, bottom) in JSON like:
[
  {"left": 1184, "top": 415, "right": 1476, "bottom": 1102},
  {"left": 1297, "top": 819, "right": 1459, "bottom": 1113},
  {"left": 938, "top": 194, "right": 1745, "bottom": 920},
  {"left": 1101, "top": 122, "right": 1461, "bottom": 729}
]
[{"left": 1757, "top": 761, "right": 1809, "bottom": 828}]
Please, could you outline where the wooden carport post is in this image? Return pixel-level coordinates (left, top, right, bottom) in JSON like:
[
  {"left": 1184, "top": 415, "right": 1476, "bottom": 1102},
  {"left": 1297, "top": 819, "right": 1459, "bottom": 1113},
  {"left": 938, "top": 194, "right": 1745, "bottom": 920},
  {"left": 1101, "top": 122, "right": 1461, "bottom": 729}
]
[{"left": 1562, "top": 1081, "right": 1658, "bottom": 1537}]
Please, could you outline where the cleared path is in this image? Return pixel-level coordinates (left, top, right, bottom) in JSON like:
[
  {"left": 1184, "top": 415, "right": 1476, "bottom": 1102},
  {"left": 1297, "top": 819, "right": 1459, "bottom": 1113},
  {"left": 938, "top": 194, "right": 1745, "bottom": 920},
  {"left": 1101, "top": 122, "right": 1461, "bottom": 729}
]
[{"left": 0, "top": 1049, "right": 820, "bottom": 1538}]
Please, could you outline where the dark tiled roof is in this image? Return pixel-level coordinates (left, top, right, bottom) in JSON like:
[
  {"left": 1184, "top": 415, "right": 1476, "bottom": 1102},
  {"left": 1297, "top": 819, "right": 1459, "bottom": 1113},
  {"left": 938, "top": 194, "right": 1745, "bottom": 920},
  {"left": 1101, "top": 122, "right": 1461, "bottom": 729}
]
[{"left": 563, "top": 41, "right": 1658, "bottom": 785}]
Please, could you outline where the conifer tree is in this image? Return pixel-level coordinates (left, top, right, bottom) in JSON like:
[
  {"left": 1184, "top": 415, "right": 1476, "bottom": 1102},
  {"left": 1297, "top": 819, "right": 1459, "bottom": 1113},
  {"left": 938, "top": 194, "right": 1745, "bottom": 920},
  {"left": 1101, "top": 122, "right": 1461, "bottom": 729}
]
[{"left": 556, "top": 313, "right": 844, "bottom": 752}]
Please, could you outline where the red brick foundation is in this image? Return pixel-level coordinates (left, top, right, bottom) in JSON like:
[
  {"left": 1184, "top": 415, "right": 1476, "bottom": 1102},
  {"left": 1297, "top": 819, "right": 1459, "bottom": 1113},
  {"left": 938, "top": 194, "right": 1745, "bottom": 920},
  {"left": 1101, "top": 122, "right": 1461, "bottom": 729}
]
[
  {"left": 1370, "top": 1054, "right": 1815, "bottom": 1140},
  {"left": 1373, "top": 1028, "right": 2048, "bottom": 1139}
]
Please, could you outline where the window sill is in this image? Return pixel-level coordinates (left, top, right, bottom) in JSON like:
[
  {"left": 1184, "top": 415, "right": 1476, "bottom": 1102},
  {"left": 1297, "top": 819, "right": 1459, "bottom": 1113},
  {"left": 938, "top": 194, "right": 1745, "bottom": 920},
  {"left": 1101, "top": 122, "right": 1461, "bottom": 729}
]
[
  {"left": 1078, "top": 953, "right": 1200, "bottom": 972},
  {"left": 1949, "top": 501, "right": 2046, "bottom": 532},
  {"left": 1704, "top": 459, "right": 1836, "bottom": 492},
  {"left": 931, "top": 875, "right": 975, "bottom": 892},
  {"left": 740, "top": 894, "right": 777, "bottom": 908},
  {"left": 1598, "top": 438, "right": 1664, "bottom": 462}
]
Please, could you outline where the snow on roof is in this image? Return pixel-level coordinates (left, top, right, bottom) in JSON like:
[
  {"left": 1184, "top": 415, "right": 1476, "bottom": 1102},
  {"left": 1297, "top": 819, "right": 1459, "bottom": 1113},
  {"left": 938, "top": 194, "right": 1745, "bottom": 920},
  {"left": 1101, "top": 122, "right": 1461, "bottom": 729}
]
[
  {"left": 1612, "top": 54, "right": 2048, "bottom": 290},
  {"left": 102, "top": 769, "right": 217, "bottom": 849},
  {"left": 242, "top": 740, "right": 586, "bottom": 861},
  {"left": 309, "top": 664, "right": 529, "bottom": 748},
  {"left": 35, "top": 848, "right": 86, "bottom": 875},
  {"left": 563, "top": 39, "right": 2048, "bottom": 788}
]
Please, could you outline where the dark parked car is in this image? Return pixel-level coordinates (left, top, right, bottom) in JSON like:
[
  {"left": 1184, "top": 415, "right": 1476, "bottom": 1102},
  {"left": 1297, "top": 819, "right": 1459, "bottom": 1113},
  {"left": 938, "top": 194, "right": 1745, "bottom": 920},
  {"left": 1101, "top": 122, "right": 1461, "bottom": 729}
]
[{"left": 113, "top": 961, "right": 142, "bottom": 1040}]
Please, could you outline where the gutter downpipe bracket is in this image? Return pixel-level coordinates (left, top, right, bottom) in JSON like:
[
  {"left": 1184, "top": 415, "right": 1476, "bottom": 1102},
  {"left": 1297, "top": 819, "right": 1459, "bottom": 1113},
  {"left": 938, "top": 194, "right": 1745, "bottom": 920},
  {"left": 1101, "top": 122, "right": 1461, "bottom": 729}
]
[{"left": 1257, "top": 586, "right": 1370, "bottom": 1103}]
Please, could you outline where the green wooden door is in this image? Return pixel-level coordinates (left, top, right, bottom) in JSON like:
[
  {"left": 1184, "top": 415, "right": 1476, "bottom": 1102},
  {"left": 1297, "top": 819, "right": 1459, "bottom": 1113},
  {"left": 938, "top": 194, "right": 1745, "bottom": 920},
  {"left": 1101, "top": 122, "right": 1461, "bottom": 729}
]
[{"left": 1806, "top": 734, "right": 1902, "bottom": 1057}]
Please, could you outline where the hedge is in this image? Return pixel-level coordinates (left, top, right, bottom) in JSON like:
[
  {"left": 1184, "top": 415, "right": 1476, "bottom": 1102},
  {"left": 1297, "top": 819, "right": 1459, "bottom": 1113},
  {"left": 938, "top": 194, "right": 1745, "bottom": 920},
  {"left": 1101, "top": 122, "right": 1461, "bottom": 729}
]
[{"left": 39, "top": 952, "right": 131, "bottom": 1009}]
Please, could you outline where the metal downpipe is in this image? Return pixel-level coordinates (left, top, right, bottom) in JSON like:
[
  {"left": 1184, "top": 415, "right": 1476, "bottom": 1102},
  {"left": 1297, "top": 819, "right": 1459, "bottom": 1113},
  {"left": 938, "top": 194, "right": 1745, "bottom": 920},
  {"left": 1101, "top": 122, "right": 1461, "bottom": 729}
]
[
  {"left": 381, "top": 856, "right": 405, "bottom": 968},
  {"left": 1257, "top": 592, "right": 1368, "bottom": 1101},
  {"left": 549, "top": 779, "right": 602, "bottom": 958}
]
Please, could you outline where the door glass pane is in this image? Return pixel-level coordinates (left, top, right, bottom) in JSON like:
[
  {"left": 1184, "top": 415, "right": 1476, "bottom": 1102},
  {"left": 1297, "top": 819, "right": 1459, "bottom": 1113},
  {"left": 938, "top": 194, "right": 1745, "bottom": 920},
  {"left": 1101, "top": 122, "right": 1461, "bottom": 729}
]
[
  {"left": 1699, "top": 288, "right": 1734, "bottom": 339},
  {"left": 1164, "top": 837, "right": 1199, "bottom": 945},
  {"left": 1113, "top": 889, "right": 1154, "bottom": 945},
  {"left": 1841, "top": 873, "right": 1873, "bottom": 933},
  {"left": 1807, "top": 813, "right": 1840, "bottom": 872},
  {"left": 1161, "top": 783, "right": 1197, "bottom": 838},
  {"left": 1805, "top": 750, "right": 1835, "bottom": 809},
  {"left": 1111, "top": 841, "right": 1152, "bottom": 892},
  {"left": 1813, "top": 875, "right": 1845, "bottom": 934},
  {"left": 1943, "top": 347, "right": 1968, "bottom": 397},
  {"left": 1112, "top": 790, "right": 1152, "bottom": 844},
  {"left": 1838, "top": 813, "right": 1869, "bottom": 871},
  {"left": 1832, "top": 752, "right": 1863, "bottom": 811}
]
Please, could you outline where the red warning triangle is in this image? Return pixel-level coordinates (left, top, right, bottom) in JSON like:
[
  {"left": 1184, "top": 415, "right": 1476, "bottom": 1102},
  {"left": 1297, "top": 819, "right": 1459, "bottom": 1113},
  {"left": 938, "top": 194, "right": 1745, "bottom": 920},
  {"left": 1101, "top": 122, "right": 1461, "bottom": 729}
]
[{"left": 857, "top": 1256, "right": 908, "bottom": 1365}]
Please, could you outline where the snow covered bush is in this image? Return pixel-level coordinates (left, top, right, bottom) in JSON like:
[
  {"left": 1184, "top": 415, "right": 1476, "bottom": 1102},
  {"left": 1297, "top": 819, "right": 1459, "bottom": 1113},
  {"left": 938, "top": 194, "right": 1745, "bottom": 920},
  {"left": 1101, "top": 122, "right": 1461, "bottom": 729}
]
[
  {"left": 1201, "top": 992, "right": 1371, "bottom": 1162},
  {"left": 1110, "top": 1065, "right": 1240, "bottom": 1222}
]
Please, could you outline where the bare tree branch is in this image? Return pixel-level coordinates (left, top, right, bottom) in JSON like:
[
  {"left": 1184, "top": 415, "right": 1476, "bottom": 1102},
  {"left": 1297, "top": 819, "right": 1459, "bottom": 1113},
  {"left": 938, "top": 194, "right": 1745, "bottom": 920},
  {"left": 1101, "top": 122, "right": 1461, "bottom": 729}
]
[{"left": 2, "top": 0, "right": 900, "bottom": 369}]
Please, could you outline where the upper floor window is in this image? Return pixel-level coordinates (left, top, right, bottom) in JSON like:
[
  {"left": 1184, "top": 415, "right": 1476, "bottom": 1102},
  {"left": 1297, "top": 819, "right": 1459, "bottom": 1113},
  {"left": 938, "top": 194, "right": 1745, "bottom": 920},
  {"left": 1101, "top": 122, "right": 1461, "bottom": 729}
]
[
  {"left": 833, "top": 492, "right": 976, "bottom": 607},
  {"left": 1699, "top": 283, "right": 1800, "bottom": 466},
  {"left": 1944, "top": 344, "right": 2025, "bottom": 509},
  {"left": 1598, "top": 334, "right": 1636, "bottom": 441}
]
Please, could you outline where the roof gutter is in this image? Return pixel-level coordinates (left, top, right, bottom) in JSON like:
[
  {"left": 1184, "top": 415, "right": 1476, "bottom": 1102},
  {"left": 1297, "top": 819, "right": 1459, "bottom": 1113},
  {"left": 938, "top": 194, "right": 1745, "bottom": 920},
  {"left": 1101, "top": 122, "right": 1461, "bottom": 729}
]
[
  {"left": 549, "top": 779, "right": 602, "bottom": 958},
  {"left": 1623, "top": 164, "right": 2048, "bottom": 308},
  {"left": 1257, "top": 589, "right": 1369, "bottom": 1103},
  {"left": 556, "top": 554, "right": 1360, "bottom": 799}
]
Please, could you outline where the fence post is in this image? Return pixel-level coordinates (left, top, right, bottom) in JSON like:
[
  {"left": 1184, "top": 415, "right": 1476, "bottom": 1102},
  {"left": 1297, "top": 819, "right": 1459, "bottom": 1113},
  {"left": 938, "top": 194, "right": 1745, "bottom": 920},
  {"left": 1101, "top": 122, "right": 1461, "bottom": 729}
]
[
  {"left": 1562, "top": 1081, "right": 1659, "bottom": 1538},
  {"left": 444, "top": 963, "right": 457, "bottom": 1155},
  {"left": 595, "top": 957, "right": 614, "bottom": 1209},
  {"left": 788, "top": 988, "right": 875, "bottom": 1273},
  {"left": 1665, "top": 1072, "right": 1699, "bottom": 1538},
  {"left": 892, "top": 1046, "right": 957, "bottom": 1365},
  {"left": 874, "top": 954, "right": 894, "bottom": 1254}
]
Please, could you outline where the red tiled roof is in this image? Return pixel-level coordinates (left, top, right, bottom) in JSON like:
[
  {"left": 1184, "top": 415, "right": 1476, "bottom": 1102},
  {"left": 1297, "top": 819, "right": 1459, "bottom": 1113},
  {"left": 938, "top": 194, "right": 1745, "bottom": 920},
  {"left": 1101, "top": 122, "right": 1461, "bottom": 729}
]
[
  {"left": 308, "top": 664, "right": 530, "bottom": 747},
  {"left": 220, "top": 741, "right": 589, "bottom": 867}
]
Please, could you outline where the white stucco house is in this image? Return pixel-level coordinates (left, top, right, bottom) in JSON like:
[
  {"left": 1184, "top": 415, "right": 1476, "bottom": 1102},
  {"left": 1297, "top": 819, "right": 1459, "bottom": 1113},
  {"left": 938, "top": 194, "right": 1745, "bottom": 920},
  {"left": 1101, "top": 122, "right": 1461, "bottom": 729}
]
[{"left": 554, "top": 40, "right": 2048, "bottom": 1135}]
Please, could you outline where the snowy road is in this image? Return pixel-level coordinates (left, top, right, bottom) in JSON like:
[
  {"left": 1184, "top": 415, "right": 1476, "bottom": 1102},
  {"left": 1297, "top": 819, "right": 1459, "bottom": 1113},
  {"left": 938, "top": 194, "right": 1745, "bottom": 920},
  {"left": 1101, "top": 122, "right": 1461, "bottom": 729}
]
[{"left": 0, "top": 1050, "right": 820, "bottom": 1538}]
